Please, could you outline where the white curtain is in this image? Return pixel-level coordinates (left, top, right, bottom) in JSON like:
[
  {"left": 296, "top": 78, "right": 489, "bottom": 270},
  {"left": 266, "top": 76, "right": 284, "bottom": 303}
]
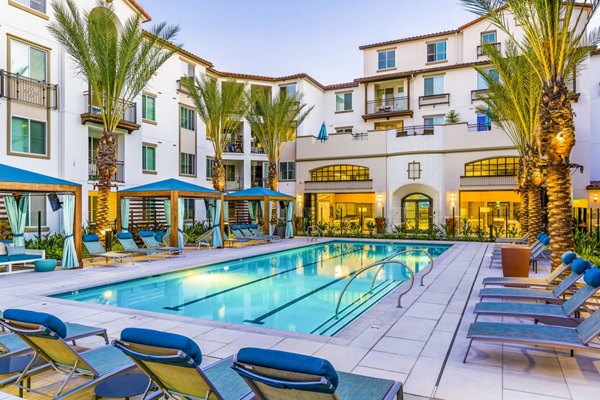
[
  {"left": 247, "top": 200, "right": 255, "bottom": 223},
  {"left": 5, "top": 195, "right": 28, "bottom": 247},
  {"left": 211, "top": 199, "right": 223, "bottom": 247},
  {"left": 177, "top": 198, "right": 184, "bottom": 248},
  {"left": 285, "top": 201, "right": 294, "bottom": 238},
  {"left": 61, "top": 194, "right": 79, "bottom": 268},
  {"left": 120, "top": 198, "right": 130, "bottom": 232}
]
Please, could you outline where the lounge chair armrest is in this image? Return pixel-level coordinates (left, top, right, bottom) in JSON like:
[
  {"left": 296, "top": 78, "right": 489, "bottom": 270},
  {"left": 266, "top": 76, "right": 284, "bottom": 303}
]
[{"left": 232, "top": 363, "right": 333, "bottom": 392}]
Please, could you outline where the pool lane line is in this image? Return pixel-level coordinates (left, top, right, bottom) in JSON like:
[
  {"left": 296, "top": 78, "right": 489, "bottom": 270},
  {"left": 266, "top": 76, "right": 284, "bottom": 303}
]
[{"left": 163, "top": 246, "right": 365, "bottom": 311}]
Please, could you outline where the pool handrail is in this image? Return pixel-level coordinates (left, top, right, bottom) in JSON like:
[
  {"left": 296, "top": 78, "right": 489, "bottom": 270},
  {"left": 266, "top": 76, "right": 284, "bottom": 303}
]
[{"left": 386, "top": 249, "right": 434, "bottom": 287}]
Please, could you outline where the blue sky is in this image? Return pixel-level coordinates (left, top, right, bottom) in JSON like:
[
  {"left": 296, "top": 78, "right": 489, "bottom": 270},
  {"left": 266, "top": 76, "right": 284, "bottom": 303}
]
[{"left": 138, "top": 0, "right": 600, "bottom": 86}]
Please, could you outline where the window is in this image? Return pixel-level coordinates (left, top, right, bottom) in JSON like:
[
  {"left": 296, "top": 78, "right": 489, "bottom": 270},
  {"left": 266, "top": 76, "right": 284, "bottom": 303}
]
[
  {"left": 11, "top": 116, "right": 46, "bottom": 156},
  {"left": 180, "top": 152, "right": 196, "bottom": 176},
  {"left": 206, "top": 158, "right": 213, "bottom": 179},
  {"left": 142, "top": 144, "right": 156, "bottom": 172},
  {"left": 26, "top": 195, "right": 47, "bottom": 228},
  {"left": 310, "top": 165, "right": 369, "bottom": 182},
  {"left": 427, "top": 40, "right": 447, "bottom": 62},
  {"left": 13, "top": 0, "right": 46, "bottom": 14},
  {"left": 335, "top": 127, "right": 353, "bottom": 134},
  {"left": 279, "top": 161, "right": 296, "bottom": 181},
  {"left": 183, "top": 199, "right": 195, "bottom": 221},
  {"left": 378, "top": 49, "right": 395, "bottom": 70},
  {"left": 424, "top": 75, "right": 444, "bottom": 96},
  {"left": 423, "top": 116, "right": 444, "bottom": 127},
  {"left": 335, "top": 92, "right": 353, "bottom": 112},
  {"left": 181, "top": 60, "right": 195, "bottom": 78},
  {"left": 481, "top": 31, "right": 497, "bottom": 44},
  {"left": 477, "top": 69, "right": 499, "bottom": 90},
  {"left": 180, "top": 107, "right": 195, "bottom": 130},
  {"left": 10, "top": 39, "right": 47, "bottom": 81},
  {"left": 88, "top": 136, "right": 100, "bottom": 163},
  {"left": 280, "top": 84, "right": 296, "bottom": 97},
  {"left": 142, "top": 95, "right": 156, "bottom": 122},
  {"left": 407, "top": 162, "right": 422, "bottom": 180},
  {"left": 375, "top": 121, "right": 403, "bottom": 131},
  {"left": 464, "top": 157, "right": 519, "bottom": 177},
  {"left": 476, "top": 114, "right": 492, "bottom": 131}
]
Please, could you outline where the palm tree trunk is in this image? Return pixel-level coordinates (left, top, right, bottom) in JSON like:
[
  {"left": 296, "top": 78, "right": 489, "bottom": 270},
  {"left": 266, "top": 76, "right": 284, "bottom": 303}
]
[
  {"left": 212, "top": 157, "right": 225, "bottom": 192},
  {"left": 540, "top": 81, "right": 575, "bottom": 270},
  {"left": 519, "top": 188, "right": 529, "bottom": 240},
  {"left": 96, "top": 131, "right": 117, "bottom": 238},
  {"left": 527, "top": 185, "right": 543, "bottom": 246},
  {"left": 268, "top": 159, "right": 279, "bottom": 226}
]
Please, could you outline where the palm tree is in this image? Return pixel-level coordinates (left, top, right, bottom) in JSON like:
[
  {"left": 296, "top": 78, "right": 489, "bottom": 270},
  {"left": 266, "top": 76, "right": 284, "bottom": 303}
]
[
  {"left": 49, "top": 0, "right": 179, "bottom": 235},
  {"left": 475, "top": 40, "right": 544, "bottom": 245},
  {"left": 181, "top": 77, "right": 247, "bottom": 191},
  {"left": 246, "top": 90, "right": 313, "bottom": 192},
  {"left": 461, "top": 0, "right": 600, "bottom": 269}
]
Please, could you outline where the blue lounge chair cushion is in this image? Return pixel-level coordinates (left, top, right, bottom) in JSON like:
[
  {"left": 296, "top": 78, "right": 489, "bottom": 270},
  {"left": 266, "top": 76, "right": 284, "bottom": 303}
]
[
  {"left": 539, "top": 235, "right": 550, "bottom": 246},
  {"left": 236, "top": 347, "right": 339, "bottom": 393},
  {"left": 82, "top": 234, "right": 100, "bottom": 243},
  {"left": 8, "top": 254, "right": 42, "bottom": 262},
  {"left": 584, "top": 268, "right": 600, "bottom": 288},
  {"left": 3, "top": 309, "right": 67, "bottom": 338},
  {"left": 562, "top": 251, "right": 577, "bottom": 265},
  {"left": 120, "top": 328, "right": 202, "bottom": 365},
  {"left": 0, "top": 256, "right": 9, "bottom": 262},
  {"left": 572, "top": 258, "right": 591, "bottom": 274},
  {"left": 6, "top": 246, "right": 26, "bottom": 256},
  {"left": 116, "top": 233, "right": 133, "bottom": 240},
  {"left": 138, "top": 231, "right": 154, "bottom": 238}
]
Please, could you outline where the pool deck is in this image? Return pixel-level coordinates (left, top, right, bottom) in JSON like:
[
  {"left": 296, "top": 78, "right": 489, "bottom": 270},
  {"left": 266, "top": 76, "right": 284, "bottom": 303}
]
[{"left": 0, "top": 238, "right": 599, "bottom": 399}]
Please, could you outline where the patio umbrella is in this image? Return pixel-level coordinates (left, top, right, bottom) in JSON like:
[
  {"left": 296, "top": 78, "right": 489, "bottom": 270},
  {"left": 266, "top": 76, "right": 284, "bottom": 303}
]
[{"left": 317, "top": 122, "right": 328, "bottom": 142}]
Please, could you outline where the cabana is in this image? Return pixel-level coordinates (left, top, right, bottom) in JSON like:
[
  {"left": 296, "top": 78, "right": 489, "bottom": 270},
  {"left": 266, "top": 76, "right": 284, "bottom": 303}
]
[
  {"left": 225, "top": 187, "right": 295, "bottom": 238},
  {"left": 118, "top": 179, "right": 225, "bottom": 248},
  {"left": 0, "top": 163, "right": 82, "bottom": 268}
]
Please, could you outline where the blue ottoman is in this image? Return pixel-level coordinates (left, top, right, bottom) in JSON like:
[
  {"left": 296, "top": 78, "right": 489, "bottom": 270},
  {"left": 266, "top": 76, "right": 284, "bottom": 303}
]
[{"left": 34, "top": 259, "right": 56, "bottom": 272}]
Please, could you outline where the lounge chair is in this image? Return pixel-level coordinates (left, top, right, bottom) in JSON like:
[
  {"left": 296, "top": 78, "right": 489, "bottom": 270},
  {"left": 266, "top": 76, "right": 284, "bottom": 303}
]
[
  {"left": 162, "top": 228, "right": 189, "bottom": 248},
  {"left": 138, "top": 231, "right": 184, "bottom": 256},
  {"left": 195, "top": 228, "right": 214, "bottom": 249},
  {"left": 474, "top": 267, "right": 600, "bottom": 327},
  {"left": 82, "top": 234, "right": 135, "bottom": 266},
  {"left": 116, "top": 233, "right": 167, "bottom": 262},
  {"left": 231, "top": 347, "right": 403, "bottom": 400},
  {"left": 478, "top": 257, "right": 592, "bottom": 303},
  {"left": 464, "top": 297, "right": 600, "bottom": 363},
  {"left": 113, "top": 328, "right": 251, "bottom": 400},
  {"left": 0, "top": 309, "right": 134, "bottom": 399},
  {"left": 246, "top": 224, "right": 281, "bottom": 241},
  {"left": 228, "top": 225, "right": 259, "bottom": 246},
  {"left": 495, "top": 233, "right": 529, "bottom": 244},
  {"left": 482, "top": 251, "right": 577, "bottom": 288}
]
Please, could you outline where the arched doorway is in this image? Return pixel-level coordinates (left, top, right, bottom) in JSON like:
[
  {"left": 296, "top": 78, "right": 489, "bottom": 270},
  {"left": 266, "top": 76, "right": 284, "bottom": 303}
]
[{"left": 402, "top": 193, "right": 432, "bottom": 231}]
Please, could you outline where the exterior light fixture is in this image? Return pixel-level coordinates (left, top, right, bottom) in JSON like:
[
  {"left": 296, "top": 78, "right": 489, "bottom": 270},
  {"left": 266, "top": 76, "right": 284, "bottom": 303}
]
[{"left": 594, "top": 194, "right": 599, "bottom": 202}]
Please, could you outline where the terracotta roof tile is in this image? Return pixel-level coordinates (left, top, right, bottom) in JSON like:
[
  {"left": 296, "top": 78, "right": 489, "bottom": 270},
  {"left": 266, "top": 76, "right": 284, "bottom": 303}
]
[
  {"left": 324, "top": 82, "right": 359, "bottom": 91},
  {"left": 359, "top": 30, "right": 459, "bottom": 50},
  {"left": 355, "top": 60, "right": 491, "bottom": 83},
  {"left": 127, "top": 0, "right": 151, "bottom": 21}
]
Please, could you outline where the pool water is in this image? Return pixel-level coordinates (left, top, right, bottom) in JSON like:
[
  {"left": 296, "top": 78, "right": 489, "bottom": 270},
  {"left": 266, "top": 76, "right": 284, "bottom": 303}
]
[{"left": 54, "top": 241, "right": 450, "bottom": 336}]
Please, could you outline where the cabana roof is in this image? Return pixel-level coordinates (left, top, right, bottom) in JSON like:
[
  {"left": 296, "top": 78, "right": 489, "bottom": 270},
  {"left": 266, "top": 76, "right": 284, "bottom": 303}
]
[
  {"left": 225, "top": 186, "right": 294, "bottom": 201},
  {"left": 0, "top": 163, "right": 80, "bottom": 190},
  {"left": 120, "top": 178, "right": 221, "bottom": 197}
]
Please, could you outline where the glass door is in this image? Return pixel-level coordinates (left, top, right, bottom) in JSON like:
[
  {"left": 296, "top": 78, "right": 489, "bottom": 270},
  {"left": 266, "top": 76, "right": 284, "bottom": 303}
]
[{"left": 402, "top": 194, "right": 432, "bottom": 231}]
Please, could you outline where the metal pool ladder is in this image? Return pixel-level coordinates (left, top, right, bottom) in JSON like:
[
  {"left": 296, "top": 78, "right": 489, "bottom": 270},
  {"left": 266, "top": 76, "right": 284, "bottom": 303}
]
[
  {"left": 334, "top": 249, "right": 434, "bottom": 320},
  {"left": 307, "top": 225, "right": 324, "bottom": 242}
]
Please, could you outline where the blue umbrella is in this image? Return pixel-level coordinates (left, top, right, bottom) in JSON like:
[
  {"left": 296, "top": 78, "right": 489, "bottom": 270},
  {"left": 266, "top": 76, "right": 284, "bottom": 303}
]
[{"left": 317, "top": 122, "right": 328, "bottom": 142}]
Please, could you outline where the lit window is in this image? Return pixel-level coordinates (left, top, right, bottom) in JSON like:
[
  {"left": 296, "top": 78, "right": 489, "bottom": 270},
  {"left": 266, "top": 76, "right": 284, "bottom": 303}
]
[
  {"left": 279, "top": 161, "right": 296, "bottom": 181},
  {"left": 180, "top": 107, "right": 195, "bottom": 130},
  {"left": 464, "top": 157, "right": 520, "bottom": 177},
  {"left": 378, "top": 49, "right": 396, "bottom": 70},
  {"left": 11, "top": 116, "right": 46, "bottom": 156},
  {"left": 180, "top": 152, "right": 196, "bottom": 176},
  {"left": 310, "top": 165, "right": 369, "bottom": 182},
  {"left": 336, "top": 92, "right": 353, "bottom": 112},
  {"left": 407, "top": 162, "right": 422, "bottom": 180},
  {"left": 142, "top": 144, "right": 156, "bottom": 172},
  {"left": 142, "top": 95, "right": 156, "bottom": 122},
  {"left": 427, "top": 41, "right": 447, "bottom": 62},
  {"left": 424, "top": 75, "right": 444, "bottom": 96}
]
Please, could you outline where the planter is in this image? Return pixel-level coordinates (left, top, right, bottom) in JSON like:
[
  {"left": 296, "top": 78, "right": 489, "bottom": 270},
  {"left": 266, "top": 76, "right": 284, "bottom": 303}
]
[
  {"left": 500, "top": 246, "right": 530, "bottom": 278},
  {"left": 275, "top": 227, "right": 286, "bottom": 238},
  {"left": 34, "top": 259, "right": 57, "bottom": 272},
  {"left": 375, "top": 218, "right": 386, "bottom": 234}
]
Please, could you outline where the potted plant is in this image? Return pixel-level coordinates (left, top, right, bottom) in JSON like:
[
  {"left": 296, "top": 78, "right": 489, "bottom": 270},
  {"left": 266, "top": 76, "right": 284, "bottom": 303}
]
[
  {"left": 375, "top": 217, "right": 386, "bottom": 234},
  {"left": 275, "top": 219, "right": 286, "bottom": 238}
]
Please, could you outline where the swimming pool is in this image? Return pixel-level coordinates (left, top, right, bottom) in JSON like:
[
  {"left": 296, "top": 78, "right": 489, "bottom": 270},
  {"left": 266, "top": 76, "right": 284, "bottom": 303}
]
[{"left": 54, "top": 241, "right": 450, "bottom": 336}]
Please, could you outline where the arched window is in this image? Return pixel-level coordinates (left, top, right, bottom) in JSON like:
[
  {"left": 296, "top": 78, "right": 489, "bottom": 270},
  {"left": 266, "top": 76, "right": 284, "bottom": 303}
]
[
  {"left": 310, "top": 165, "right": 370, "bottom": 182},
  {"left": 464, "top": 157, "right": 519, "bottom": 177}
]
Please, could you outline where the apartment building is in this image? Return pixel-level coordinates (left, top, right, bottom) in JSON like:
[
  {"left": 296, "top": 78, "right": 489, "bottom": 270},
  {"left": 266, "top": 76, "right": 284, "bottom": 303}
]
[{"left": 0, "top": 0, "right": 597, "bottom": 238}]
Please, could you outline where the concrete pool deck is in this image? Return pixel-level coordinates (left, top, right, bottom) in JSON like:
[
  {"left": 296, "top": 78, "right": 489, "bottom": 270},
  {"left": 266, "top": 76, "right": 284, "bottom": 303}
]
[{"left": 0, "top": 238, "right": 598, "bottom": 399}]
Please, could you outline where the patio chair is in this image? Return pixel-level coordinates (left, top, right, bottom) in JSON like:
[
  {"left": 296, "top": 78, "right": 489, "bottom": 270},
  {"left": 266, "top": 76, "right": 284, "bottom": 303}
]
[
  {"left": 195, "top": 228, "right": 214, "bottom": 249},
  {"left": 495, "top": 233, "right": 530, "bottom": 244},
  {"left": 247, "top": 223, "right": 281, "bottom": 241},
  {"left": 231, "top": 347, "right": 403, "bottom": 400},
  {"left": 464, "top": 295, "right": 600, "bottom": 363},
  {"left": 116, "top": 233, "right": 167, "bottom": 262},
  {"left": 478, "top": 257, "right": 592, "bottom": 303},
  {"left": 474, "top": 267, "right": 600, "bottom": 327},
  {"left": 138, "top": 231, "right": 184, "bottom": 257},
  {"left": 112, "top": 328, "right": 251, "bottom": 400},
  {"left": 228, "top": 225, "right": 259, "bottom": 246},
  {"left": 162, "top": 228, "right": 189, "bottom": 248},
  {"left": 0, "top": 309, "right": 134, "bottom": 399},
  {"left": 82, "top": 234, "right": 135, "bottom": 266},
  {"left": 482, "top": 251, "right": 577, "bottom": 288}
]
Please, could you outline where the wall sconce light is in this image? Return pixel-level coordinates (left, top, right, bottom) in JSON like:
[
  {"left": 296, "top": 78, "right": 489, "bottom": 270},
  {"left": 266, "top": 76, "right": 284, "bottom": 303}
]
[
  {"left": 297, "top": 194, "right": 303, "bottom": 204},
  {"left": 450, "top": 193, "right": 456, "bottom": 205},
  {"left": 594, "top": 194, "right": 599, "bottom": 202},
  {"left": 376, "top": 194, "right": 382, "bottom": 205}
]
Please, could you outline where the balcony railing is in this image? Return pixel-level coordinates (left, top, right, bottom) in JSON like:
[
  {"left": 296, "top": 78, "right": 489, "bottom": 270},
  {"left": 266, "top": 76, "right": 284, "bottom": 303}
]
[
  {"left": 176, "top": 79, "right": 190, "bottom": 94},
  {"left": 0, "top": 70, "right": 58, "bottom": 109},
  {"left": 88, "top": 161, "right": 125, "bottom": 183},
  {"left": 460, "top": 175, "right": 516, "bottom": 187},
  {"left": 397, "top": 125, "right": 435, "bottom": 137},
  {"left": 224, "top": 139, "right": 244, "bottom": 153},
  {"left": 471, "top": 89, "right": 489, "bottom": 102},
  {"left": 366, "top": 96, "right": 409, "bottom": 115},
  {"left": 477, "top": 42, "right": 501, "bottom": 57},
  {"left": 225, "top": 177, "right": 244, "bottom": 192},
  {"left": 418, "top": 93, "right": 450, "bottom": 108},
  {"left": 468, "top": 123, "right": 492, "bottom": 132},
  {"left": 82, "top": 91, "right": 139, "bottom": 132},
  {"left": 251, "top": 145, "right": 265, "bottom": 154}
]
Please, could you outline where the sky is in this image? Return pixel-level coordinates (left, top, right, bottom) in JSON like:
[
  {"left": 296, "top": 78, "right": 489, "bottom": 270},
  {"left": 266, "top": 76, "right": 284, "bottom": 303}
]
[{"left": 137, "top": 0, "right": 600, "bottom": 86}]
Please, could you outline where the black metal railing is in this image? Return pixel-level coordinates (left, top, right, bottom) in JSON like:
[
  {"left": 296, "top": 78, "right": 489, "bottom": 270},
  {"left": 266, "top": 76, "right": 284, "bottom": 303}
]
[
  {"left": 225, "top": 177, "right": 244, "bottom": 192},
  {"left": 0, "top": 70, "right": 58, "bottom": 109},
  {"left": 471, "top": 89, "right": 490, "bottom": 102},
  {"left": 224, "top": 139, "right": 244, "bottom": 153},
  {"left": 418, "top": 93, "right": 450, "bottom": 108},
  {"left": 88, "top": 161, "right": 125, "bottom": 183},
  {"left": 83, "top": 91, "right": 137, "bottom": 124},
  {"left": 366, "top": 96, "right": 409, "bottom": 114},
  {"left": 397, "top": 125, "right": 435, "bottom": 137},
  {"left": 477, "top": 42, "right": 501, "bottom": 57},
  {"left": 251, "top": 146, "right": 265, "bottom": 154},
  {"left": 468, "top": 122, "right": 492, "bottom": 132}
]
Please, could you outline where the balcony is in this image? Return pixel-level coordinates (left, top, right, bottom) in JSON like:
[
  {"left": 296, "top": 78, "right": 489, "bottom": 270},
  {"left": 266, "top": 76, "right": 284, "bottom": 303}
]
[
  {"left": 471, "top": 89, "right": 489, "bottom": 103},
  {"left": 225, "top": 177, "right": 244, "bottom": 192},
  {"left": 224, "top": 139, "right": 244, "bottom": 154},
  {"left": 477, "top": 42, "right": 501, "bottom": 57},
  {"left": 460, "top": 175, "right": 516, "bottom": 188},
  {"left": 88, "top": 161, "right": 125, "bottom": 183},
  {"left": 176, "top": 79, "right": 191, "bottom": 94},
  {"left": 81, "top": 91, "right": 139, "bottom": 133},
  {"left": 363, "top": 96, "right": 412, "bottom": 120},
  {"left": 0, "top": 70, "right": 58, "bottom": 109},
  {"left": 468, "top": 122, "right": 492, "bottom": 132},
  {"left": 304, "top": 180, "right": 373, "bottom": 192},
  {"left": 251, "top": 145, "right": 265, "bottom": 154},
  {"left": 418, "top": 93, "right": 450, "bottom": 108},
  {"left": 397, "top": 125, "right": 435, "bottom": 137}
]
